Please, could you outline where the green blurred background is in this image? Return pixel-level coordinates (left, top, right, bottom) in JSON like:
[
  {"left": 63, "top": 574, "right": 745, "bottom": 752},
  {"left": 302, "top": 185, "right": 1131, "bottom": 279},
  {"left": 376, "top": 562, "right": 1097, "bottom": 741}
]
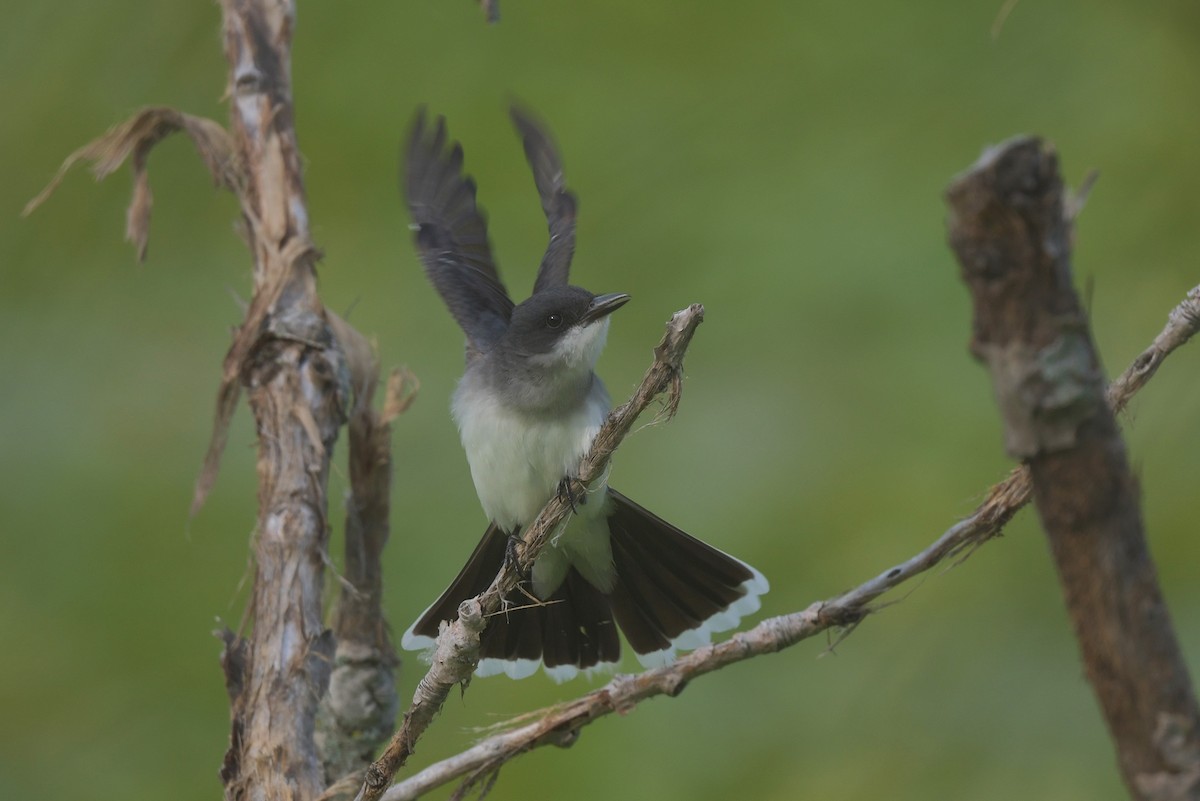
[{"left": 4, "top": 1, "right": 1200, "bottom": 799}]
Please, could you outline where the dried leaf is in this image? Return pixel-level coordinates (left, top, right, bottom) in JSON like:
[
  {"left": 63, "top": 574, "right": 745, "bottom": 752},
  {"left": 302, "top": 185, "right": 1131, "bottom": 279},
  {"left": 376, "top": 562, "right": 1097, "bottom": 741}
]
[
  {"left": 23, "top": 106, "right": 239, "bottom": 262},
  {"left": 190, "top": 272, "right": 289, "bottom": 518},
  {"left": 327, "top": 310, "right": 379, "bottom": 414},
  {"left": 191, "top": 377, "right": 242, "bottom": 519},
  {"left": 381, "top": 367, "right": 419, "bottom": 424}
]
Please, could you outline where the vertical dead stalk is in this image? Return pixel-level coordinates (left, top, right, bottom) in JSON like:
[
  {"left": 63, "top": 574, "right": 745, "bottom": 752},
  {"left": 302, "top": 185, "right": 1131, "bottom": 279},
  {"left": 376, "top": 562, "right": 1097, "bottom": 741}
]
[
  {"left": 21, "top": 3, "right": 407, "bottom": 796},
  {"left": 946, "top": 136, "right": 1200, "bottom": 800},
  {"left": 216, "top": 2, "right": 347, "bottom": 800},
  {"left": 317, "top": 316, "right": 415, "bottom": 783}
]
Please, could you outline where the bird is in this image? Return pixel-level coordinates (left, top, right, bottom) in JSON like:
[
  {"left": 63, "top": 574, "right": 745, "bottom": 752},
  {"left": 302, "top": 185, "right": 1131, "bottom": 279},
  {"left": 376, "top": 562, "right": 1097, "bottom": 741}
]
[{"left": 399, "top": 106, "right": 768, "bottom": 681}]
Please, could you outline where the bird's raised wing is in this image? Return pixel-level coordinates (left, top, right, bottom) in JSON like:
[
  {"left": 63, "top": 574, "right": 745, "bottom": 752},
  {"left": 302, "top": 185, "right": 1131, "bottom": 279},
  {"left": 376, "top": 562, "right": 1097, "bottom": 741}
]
[
  {"left": 405, "top": 109, "right": 514, "bottom": 351},
  {"left": 510, "top": 106, "right": 577, "bottom": 295}
]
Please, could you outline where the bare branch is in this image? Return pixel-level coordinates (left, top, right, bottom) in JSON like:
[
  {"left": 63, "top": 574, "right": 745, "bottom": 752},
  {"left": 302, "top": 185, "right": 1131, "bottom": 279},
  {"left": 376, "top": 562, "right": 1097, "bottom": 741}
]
[
  {"left": 354, "top": 304, "right": 705, "bottom": 801},
  {"left": 376, "top": 250, "right": 1200, "bottom": 801},
  {"left": 947, "top": 135, "right": 1200, "bottom": 800}
]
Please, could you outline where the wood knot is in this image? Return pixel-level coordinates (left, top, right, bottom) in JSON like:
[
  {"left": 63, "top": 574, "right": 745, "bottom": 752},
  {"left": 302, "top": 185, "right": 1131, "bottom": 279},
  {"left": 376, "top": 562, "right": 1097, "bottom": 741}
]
[{"left": 234, "top": 69, "right": 264, "bottom": 96}]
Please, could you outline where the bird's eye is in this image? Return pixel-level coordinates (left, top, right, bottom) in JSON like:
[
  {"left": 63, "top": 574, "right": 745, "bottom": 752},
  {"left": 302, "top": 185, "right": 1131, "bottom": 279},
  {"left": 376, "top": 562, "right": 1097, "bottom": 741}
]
[{"left": 546, "top": 313, "right": 563, "bottom": 329}]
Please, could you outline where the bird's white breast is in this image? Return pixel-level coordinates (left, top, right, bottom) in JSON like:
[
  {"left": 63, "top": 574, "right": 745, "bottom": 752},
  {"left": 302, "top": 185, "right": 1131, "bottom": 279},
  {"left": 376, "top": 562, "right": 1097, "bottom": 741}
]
[{"left": 452, "top": 374, "right": 610, "bottom": 533}]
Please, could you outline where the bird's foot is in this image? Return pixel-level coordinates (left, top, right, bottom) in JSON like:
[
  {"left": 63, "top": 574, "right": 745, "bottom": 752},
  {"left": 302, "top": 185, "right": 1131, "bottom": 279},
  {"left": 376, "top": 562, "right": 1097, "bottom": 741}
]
[
  {"left": 557, "top": 476, "right": 585, "bottom": 513},
  {"left": 503, "top": 532, "right": 531, "bottom": 578}
]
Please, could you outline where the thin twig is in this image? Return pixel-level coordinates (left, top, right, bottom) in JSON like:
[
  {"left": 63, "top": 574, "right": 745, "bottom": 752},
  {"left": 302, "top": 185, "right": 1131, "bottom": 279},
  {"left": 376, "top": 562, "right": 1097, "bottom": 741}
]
[
  {"left": 353, "top": 304, "right": 706, "bottom": 801},
  {"left": 990, "top": 0, "right": 1021, "bottom": 40},
  {"left": 379, "top": 277, "right": 1200, "bottom": 800}
]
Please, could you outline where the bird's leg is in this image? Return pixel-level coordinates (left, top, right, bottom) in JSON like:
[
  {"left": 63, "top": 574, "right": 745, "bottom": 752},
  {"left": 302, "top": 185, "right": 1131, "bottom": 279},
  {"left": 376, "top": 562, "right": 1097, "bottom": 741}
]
[
  {"left": 557, "top": 476, "right": 585, "bottom": 513},
  {"left": 500, "top": 536, "right": 544, "bottom": 606},
  {"left": 502, "top": 529, "right": 531, "bottom": 579}
]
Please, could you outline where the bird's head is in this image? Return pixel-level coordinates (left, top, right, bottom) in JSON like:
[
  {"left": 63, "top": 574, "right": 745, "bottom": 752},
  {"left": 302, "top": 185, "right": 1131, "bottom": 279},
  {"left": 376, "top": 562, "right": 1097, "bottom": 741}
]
[{"left": 503, "top": 286, "right": 629, "bottom": 376}]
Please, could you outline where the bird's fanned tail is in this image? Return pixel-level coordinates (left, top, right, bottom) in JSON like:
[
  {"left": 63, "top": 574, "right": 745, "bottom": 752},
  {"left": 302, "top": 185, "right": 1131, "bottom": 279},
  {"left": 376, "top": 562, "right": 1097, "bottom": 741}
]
[
  {"left": 401, "top": 489, "right": 768, "bottom": 681},
  {"left": 400, "top": 525, "right": 623, "bottom": 681}
]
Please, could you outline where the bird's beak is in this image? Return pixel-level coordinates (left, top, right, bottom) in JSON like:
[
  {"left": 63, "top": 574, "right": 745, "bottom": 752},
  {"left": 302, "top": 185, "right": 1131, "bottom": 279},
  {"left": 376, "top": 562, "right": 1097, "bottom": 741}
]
[{"left": 581, "top": 293, "right": 630, "bottom": 325}]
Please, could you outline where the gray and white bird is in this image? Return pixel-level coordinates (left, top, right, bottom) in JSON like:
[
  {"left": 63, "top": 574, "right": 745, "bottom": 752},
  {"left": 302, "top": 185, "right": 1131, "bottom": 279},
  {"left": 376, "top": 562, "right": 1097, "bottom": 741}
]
[{"left": 400, "top": 107, "right": 768, "bottom": 681}]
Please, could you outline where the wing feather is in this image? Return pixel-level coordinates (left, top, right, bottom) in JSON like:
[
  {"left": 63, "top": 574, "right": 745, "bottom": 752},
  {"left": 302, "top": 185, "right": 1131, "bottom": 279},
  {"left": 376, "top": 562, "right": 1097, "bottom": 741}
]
[
  {"left": 404, "top": 109, "right": 514, "bottom": 350},
  {"left": 509, "top": 105, "right": 577, "bottom": 294}
]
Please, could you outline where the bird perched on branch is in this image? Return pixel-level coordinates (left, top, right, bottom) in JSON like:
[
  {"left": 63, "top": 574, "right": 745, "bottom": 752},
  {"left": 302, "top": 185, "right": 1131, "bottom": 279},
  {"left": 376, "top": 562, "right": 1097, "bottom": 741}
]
[{"left": 400, "top": 106, "right": 768, "bottom": 681}]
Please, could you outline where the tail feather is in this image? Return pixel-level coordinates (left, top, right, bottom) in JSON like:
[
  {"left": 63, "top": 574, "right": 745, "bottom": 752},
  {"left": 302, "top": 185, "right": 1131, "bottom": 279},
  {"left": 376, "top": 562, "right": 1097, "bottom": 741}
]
[
  {"left": 402, "top": 488, "right": 768, "bottom": 680},
  {"left": 605, "top": 542, "right": 675, "bottom": 654},
  {"left": 608, "top": 529, "right": 701, "bottom": 646},
  {"left": 401, "top": 522, "right": 509, "bottom": 647},
  {"left": 481, "top": 601, "right": 543, "bottom": 663},
  {"left": 606, "top": 488, "right": 768, "bottom": 665},
  {"left": 616, "top": 494, "right": 754, "bottom": 594},
  {"left": 477, "top": 567, "right": 619, "bottom": 681},
  {"left": 610, "top": 510, "right": 735, "bottom": 624},
  {"left": 540, "top": 599, "right": 573, "bottom": 669},
  {"left": 542, "top": 570, "right": 619, "bottom": 671}
]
